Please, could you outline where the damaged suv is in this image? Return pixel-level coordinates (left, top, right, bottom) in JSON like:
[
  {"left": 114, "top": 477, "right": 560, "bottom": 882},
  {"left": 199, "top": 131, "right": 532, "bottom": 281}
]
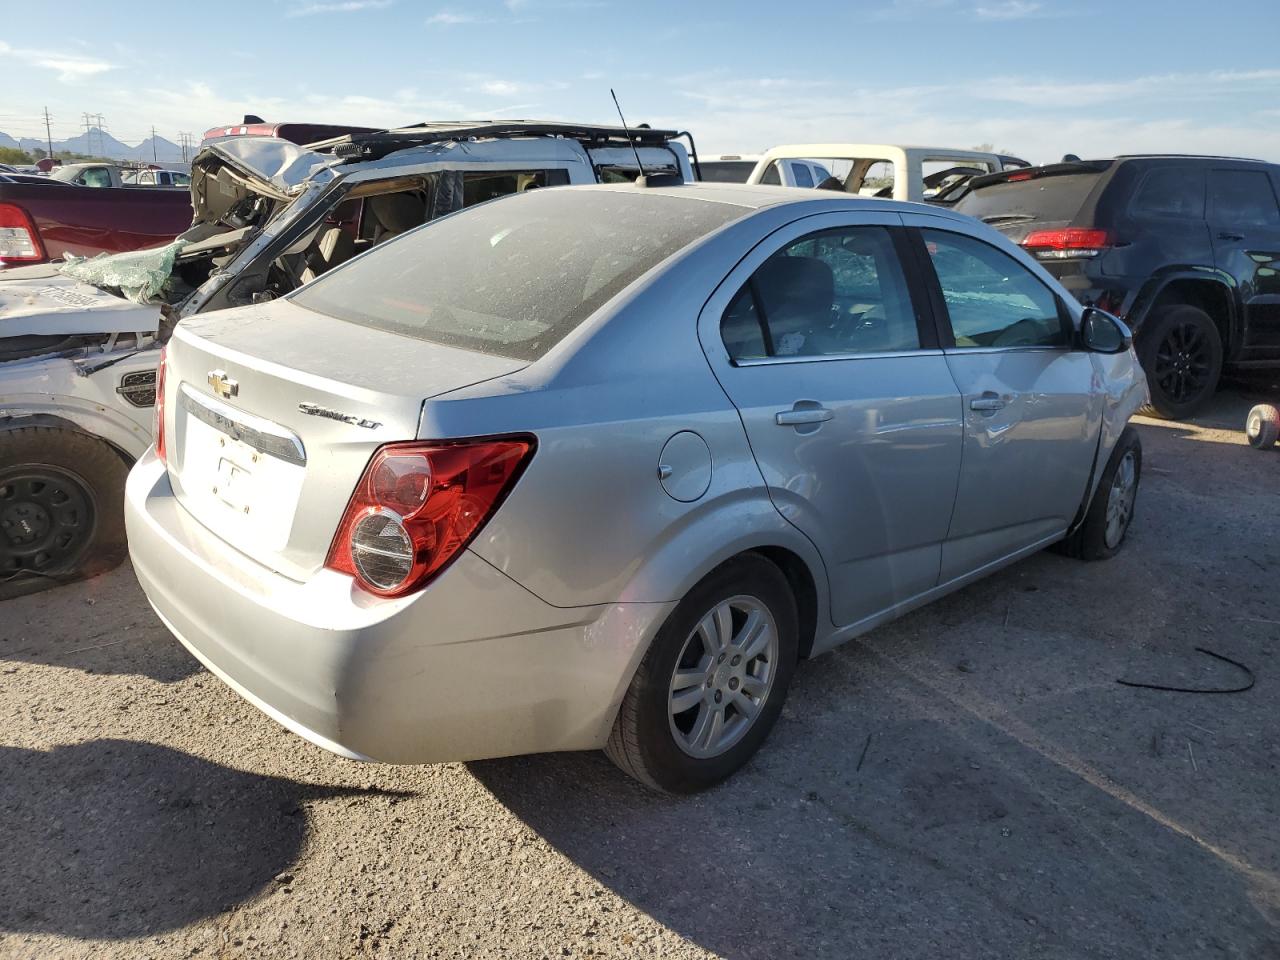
[{"left": 0, "top": 121, "right": 696, "bottom": 581}]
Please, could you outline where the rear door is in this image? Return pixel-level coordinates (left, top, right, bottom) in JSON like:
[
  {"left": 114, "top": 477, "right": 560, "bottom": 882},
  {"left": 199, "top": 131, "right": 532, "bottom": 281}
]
[
  {"left": 903, "top": 214, "right": 1100, "bottom": 581},
  {"left": 698, "top": 211, "right": 963, "bottom": 628},
  {"left": 1208, "top": 167, "right": 1280, "bottom": 357}
]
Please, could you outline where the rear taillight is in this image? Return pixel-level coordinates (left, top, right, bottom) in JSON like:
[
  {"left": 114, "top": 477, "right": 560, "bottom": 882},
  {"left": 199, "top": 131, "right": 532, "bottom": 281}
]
[
  {"left": 154, "top": 347, "right": 168, "bottom": 465},
  {"left": 326, "top": 437, "right": 535, "bottom": 598},
  {"left": 1022, "top": 228, "right": 1111, "bottom": 260},
  {"left": 0, "top": 203, "right": 44, "bottom": 263}
]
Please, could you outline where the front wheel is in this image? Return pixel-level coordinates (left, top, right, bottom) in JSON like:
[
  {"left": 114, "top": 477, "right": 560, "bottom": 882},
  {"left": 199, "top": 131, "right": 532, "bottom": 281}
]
[
  {"left": 0, "top": 427, "right": 128, "bottom": 581},
  {"left": 605, "top": 554, "right": 798, "bottom": 793},
  {"left": 1062, "top": 426, "right": 1142, "bottom": 562}
]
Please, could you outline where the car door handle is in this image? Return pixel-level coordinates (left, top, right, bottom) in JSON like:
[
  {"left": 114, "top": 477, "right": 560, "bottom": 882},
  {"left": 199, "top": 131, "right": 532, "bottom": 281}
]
[
  {"left": 775, "top": 407, "right": 833, "bottom": 426},
  {"left": 1218, "top": 231, "right": 1245, "bottom": 241},
  {"left": 970, "top": 394, "right": 1007, "bottom": 412}
]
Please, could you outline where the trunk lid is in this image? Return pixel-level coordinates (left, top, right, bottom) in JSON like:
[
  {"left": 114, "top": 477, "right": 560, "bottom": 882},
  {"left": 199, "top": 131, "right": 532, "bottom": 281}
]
[{"left": 165, "top": 299, "right": 526, "bottom": 580}]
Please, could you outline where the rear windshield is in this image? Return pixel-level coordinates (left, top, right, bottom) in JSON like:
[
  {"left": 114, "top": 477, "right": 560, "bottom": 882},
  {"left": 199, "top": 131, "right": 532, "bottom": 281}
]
[
  {"left": 291, "top": 189, "right": 746, "bottom": 361},
  {"left": 698, "top": 161, "right": 756, "bottom": 183},
  {"left": 955, "top": 172, "right": 1104, "bottom": 224}
]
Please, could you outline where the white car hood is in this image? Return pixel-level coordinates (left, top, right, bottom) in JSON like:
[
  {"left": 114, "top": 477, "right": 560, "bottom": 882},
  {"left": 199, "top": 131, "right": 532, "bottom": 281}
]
[{"left": 0, "top": 270, "right": 160, "bottom": 337}]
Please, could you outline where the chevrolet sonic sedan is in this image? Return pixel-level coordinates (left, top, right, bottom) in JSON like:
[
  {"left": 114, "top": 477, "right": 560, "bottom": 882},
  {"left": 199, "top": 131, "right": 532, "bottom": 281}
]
[{"left": 125, "top": 182, "right": 1147, "bottom": 792}]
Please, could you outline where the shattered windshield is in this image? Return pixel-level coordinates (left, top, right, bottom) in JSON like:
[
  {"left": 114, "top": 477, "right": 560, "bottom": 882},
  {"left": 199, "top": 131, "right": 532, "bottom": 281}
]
[{"left": 57, "top": 240, "right": 189, "bottom": 303}]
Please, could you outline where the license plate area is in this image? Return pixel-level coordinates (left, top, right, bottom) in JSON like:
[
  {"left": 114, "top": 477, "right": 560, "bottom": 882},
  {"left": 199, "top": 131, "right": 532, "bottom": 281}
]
[{"left": 174, "top": 384, "right": 306, "bottom": 551}]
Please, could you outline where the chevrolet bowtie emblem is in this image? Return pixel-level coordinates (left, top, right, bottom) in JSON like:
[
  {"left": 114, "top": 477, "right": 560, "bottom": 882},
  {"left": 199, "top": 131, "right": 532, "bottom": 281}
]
[{"left": 207, "top": 370, "right": 239, "bottom": 399}]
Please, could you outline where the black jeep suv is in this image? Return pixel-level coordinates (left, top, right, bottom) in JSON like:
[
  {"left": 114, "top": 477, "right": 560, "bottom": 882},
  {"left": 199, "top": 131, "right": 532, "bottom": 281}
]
[{"left": 955, "top": 156, "right": 1280, "bottom": 418}]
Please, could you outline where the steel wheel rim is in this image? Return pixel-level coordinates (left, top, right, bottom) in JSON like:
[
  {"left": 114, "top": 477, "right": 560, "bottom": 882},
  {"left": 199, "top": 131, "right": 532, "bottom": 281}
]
[
  {"left": 668, "top": 594, "right": 779, "bottom": 759},
  {"left": 1153, "top": 321, "right": 1212, "bottom": 403},
  {"left": 1104, "top": 451, "right": 1137, "bottom": 549},
  {"left": 0, "top": 467, "right": 96, "bottom": 575}
]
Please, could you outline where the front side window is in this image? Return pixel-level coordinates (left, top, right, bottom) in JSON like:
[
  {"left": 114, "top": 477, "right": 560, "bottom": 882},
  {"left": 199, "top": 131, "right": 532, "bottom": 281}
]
[
  {"left": 1210, "top": 169, "right": 1280, "bottom": 227},
  {"left": 1131, "top": 167, "right": 1205, "bottom": 220},
  {"left": 922, "top": 229, "right": 1067, "bottom": 349},
  {"left": 720, "top": 225, "right": 920, "bottom": 362}
]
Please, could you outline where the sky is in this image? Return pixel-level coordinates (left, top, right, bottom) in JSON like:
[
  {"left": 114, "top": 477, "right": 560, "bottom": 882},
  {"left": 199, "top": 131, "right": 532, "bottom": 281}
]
[{"left": 2, "top": 0, "right": 1279, "bottom": 164}]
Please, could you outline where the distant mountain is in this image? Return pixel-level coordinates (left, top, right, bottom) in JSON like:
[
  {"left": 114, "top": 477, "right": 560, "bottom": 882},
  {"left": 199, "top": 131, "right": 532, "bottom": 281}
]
[{"left": 6, "top": 127, "right": 188, "bottom": 163}]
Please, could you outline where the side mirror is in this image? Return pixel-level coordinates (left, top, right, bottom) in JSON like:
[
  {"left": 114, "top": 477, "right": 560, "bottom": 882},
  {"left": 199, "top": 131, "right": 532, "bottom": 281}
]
[{"left": 1080, "top": 306, "right": 1132, "bottom": 354}]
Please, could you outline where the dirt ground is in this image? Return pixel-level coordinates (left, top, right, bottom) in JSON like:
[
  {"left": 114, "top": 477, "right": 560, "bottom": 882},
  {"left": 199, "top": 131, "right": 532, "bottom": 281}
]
[{"left": 1, "top": 384, "right": 1278, "bottom": 960}]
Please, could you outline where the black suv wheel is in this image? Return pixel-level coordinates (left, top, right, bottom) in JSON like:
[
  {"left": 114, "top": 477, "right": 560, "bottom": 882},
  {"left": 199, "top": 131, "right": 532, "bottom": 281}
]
[{"left": 1138, "top": 304, "right": 1223, "bottom": 420}]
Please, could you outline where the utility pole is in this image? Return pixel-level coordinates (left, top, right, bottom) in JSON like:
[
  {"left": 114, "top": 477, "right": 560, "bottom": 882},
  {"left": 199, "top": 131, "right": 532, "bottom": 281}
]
[
  {"left": 95, "top": 114, "right": 106, "bottom": 158},
  {"left": 82, "top": 112, "right": 94, "bottom": 157},
  {"left": 179, "top": 132, "right": 194, "bottom": 163},
  {"left": 42, "top": 106, "right": 54, "bottom": 158},
  {"left": 151, "top": 125, "right": 157, "bottom": 163}
]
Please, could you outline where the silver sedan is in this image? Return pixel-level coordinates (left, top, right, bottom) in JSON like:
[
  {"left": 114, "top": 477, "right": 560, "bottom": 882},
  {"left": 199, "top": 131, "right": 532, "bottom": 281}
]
[{"left": 125, "top": 183, "right": 1147, "bottom": 792}]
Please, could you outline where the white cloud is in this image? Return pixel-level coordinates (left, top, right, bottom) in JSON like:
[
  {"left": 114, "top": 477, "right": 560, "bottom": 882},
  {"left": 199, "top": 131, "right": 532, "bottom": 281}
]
[
  {"left": 285, "top": 0, "right": 392, "bottom": 17},
  {"left": 426, "top": 10, "right": 491, "bottom": 24},
  {"left": 975, "top": 0, "right": 1044, "bottom": 19},
  {"left": 0, "top": 41, "right": 114, "bottom": 83}
]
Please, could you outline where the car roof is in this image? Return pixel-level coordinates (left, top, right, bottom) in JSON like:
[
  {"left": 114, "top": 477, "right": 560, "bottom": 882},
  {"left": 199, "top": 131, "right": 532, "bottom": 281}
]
[{"left": 579, "top": 180, "right": 965, "bottom": 217}]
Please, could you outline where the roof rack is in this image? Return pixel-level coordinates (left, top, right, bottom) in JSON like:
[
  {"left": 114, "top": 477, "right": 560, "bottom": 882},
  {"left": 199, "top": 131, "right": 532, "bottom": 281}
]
[
  {"left": 1114, "top": 153, "right": 1267, "bottom": 163},
  {"left": 308, "top": 120, "right": 683, "bottom": 161}
]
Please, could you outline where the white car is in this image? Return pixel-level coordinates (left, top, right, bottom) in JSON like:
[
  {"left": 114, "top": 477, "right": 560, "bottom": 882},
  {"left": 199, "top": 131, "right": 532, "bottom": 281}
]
[
  {"left": 747, "top": 144, "right": 1029, "bottom": 202},
  {"left": 698, "top": 153, "right": 832, "bottom": 188}
]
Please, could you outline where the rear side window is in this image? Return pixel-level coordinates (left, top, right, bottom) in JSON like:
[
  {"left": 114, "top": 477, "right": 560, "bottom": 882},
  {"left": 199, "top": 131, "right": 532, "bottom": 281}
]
[
  {"left": 720, "top": 226, "right": 920, "bottom": 362},
  {"left": 955, "top": 172, "right": 1104, "bottom": 224},
  {"left": 292, "top": 190, "right": 746, "bottom": 361},
  {"left": 1210, "top": 170, "right": 1280, "bottom": 227},
  {"left": 1131, "top": 167, "right": 1205, "bottom": 219},
  {"left": 922, "top": 229, "right": 1067, "bottom": 349},
  {"left": 759, "top": 163, "right": 782, "bottom": 186}
]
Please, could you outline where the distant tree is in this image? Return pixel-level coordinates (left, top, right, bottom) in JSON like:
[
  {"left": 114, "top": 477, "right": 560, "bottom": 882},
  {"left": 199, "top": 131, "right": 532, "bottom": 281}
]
[
  {"left": 0, "top": 147, "right": 34, "bottom": 165},
  {"left": 31, "top": 147, "right": 47, "bottom": 159}
]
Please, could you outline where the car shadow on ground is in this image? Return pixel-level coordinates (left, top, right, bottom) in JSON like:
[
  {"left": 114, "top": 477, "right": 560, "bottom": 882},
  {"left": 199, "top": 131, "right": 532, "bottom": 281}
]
[
  {"left": 471, "top": 394, "right": 1280, "bottom": 959},
  {"left": 0, "top": 563, "right": 200, "bottom": 683},
  {"left": 0, "top": 738, "right": 396, "bottom": 941}
]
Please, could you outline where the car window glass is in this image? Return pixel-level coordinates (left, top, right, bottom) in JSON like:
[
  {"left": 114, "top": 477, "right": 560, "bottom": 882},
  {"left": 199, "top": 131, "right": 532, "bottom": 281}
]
[
  {"left": 1210, "top": 170, "right": 1280, "bottom": 227},
  {"left": 759, "top": 163, "right": 781, "bottom": 186},
  {"left": 791, "top": 163, "right": 814, "bottom": 188},
  {"left": 720, "top": 225, "right": 919, "bottom": 362},
  {"left": 1132, "top": 167, "right": 1205, "bottom": 219},
  {"left": 922, "top": 229, "right": 1066, "bottom": 349},
  {"left": 293, "top": 190, "right": 746, "bottom": 362}
]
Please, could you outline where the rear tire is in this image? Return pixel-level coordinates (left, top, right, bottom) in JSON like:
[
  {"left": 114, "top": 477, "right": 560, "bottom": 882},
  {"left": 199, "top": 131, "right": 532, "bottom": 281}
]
[
  {"left": 1137, "top": 304, "right": 1222, "bottom": 420},
  {"left": 1062, "top": 426, "right": 1142, "bottom": 562},
  {"left": 605, "top": 554, "right": 798, "bottom": 793},
  {"left": 1245, "top": 404, "right": 1280, "bottom": 449},
  {"left": 0, "top": 427, "right": 128, "bottom": 581}
]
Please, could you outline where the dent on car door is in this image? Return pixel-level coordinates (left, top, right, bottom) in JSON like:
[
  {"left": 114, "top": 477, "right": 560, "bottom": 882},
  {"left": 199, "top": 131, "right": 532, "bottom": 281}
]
[
  {"left": 698, "top": 212, "right": 964, "bottom": 629},
  {"left": 903, "top": 216, "right": 1102, "bottom": 581}
]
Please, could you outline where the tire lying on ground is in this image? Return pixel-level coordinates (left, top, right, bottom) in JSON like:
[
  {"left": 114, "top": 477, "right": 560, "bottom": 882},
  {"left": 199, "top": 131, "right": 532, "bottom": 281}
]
[
  {"left": 1137, "top": 304, "right": 1223, "bottom": 420},
  {"left": 0, "top": 426, "right": 129, "bottom": 581},
  {"left": 1060, "top": 425, "right": 1142, "bottom": 562},
  {"left": 1245, "top": 403, "right": 1280, "bottom": 449}
]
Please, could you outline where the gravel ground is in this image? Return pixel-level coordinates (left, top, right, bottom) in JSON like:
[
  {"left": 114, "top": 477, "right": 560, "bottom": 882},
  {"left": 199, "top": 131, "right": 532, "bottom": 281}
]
[{"left": 1, "top": 386, "right": 1279, "bottom": 960}]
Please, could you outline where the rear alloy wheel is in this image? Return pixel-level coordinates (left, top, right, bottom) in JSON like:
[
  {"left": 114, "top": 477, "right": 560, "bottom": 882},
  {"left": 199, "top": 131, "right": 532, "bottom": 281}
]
[
  {"left": 1138, "top": 305, "right": 1223, "bottom": 420},
  {"left": 0, "top": 427, "right": 128, "bottom": 581},
  {"left": 1245, "top": 404, "right": 1280, "bottom": 449},
  {"left": 606, "top": 554, "right": 798, "bottom": 793}
]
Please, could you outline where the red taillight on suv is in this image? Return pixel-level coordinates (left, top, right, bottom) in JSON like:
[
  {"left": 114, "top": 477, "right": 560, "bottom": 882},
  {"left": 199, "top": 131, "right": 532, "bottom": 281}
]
[
  {"left": 1021, "top": 228, "right": 1111, "bottom": 260},
  {"left": 326, "top": 437, "right": 535, "bottom": 598},
  {"left": 0, "top": 202, "right": 44, "bottom": 263},
  {"left": 154, "top": 346, "right": 168, "bottom": 464}
]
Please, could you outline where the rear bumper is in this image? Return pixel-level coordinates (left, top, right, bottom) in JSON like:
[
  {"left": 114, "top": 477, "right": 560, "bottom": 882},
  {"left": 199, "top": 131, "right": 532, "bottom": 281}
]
[{"left": 125, "top": 450, "right": 672, "bottom": 763}]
